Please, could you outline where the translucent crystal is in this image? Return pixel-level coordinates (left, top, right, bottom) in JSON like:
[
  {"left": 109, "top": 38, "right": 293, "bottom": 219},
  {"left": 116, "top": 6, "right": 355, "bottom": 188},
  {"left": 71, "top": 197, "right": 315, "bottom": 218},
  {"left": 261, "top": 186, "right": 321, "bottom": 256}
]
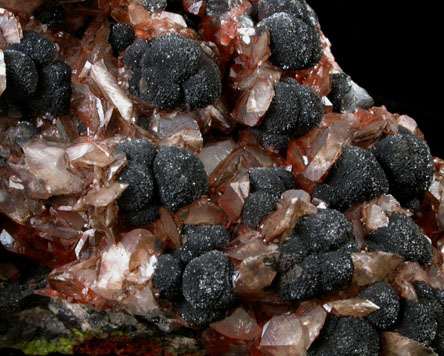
[
  {"left": 84, "top": 182, "right": 128, "bottom": 208},
  {"left": 90, "top": 59, "right": 134, "bottom": 123},
  {"left": 176, "top": 196, "right": 225, "bottom": 225},
  {"left": 0, "top": 50, "right": 5, "bottom": 96},
  {"left": 260, "top": 190, "right": 317, "bottom": 242},
  {"left": 0, "top": 8, "right": 22, "bottom": 44},
  {"left": 287, "top": 120, "right": 351, "bottom": 192},
  {"left": 352, "top": 252, "right": 405, "bottom": 287},
  {"left": 260, "top": 314, "right": 306, "bottom": 356},
  {"left": 393, "top": 262, "right": 429, "bottom": 301},
  {"left": 218, "top": 169, "right": 250, "bottom": 221},
  {"left": 233, "top": 78, "right": 275, "bottom": 127},
  {"left": 198, "top": 139, "right": 237, "bottom": 176},
  {"left": 23, "top": 140, "right": 85, "bottom": 199},
  {"left": 66, "top": 141, "right": 116, "bottom": 168},
  {"left": 210, "top": 307, "right": 261, "bottom": 341},
  {"left": 299, "top": 305, "right": 327, "bottom": 349},
  {"left": 324, "top": 298, "right": 380, "bottom": 317},
  {"left": 381, "top": 332, "right": 438, "bottom": 356}
]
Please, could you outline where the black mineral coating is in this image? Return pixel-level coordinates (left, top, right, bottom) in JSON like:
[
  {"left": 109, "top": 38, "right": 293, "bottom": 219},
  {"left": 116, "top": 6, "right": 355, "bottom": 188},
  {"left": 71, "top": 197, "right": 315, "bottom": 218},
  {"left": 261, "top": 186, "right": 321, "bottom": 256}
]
[
  {"left": 248, "top": 168, "right": 285, "bottom": 197},
  {"left": 276, "top": 254, "right": 320, "bottom": 302},
  {"left": 153, "top": 254, "right": 183, "bottom": 300},
  {"left": 241, "top": 191, "right": 280, "bottom": 228},
  {"left": 123, "top": 40, "right": 150, "bottom": 71},
  {"left": 366, "top": 214, "right": 433, "bottom": 265},
  {"left": 278, "top": 237, "right": 308, "bottom": 273},
  {"left": 312, "top": 146, "right": 389, "bottom": 211},
  {"left": 372, "top": 128, "right": 434, "bottom": 205},
  {"left": 153, "top": 146, "right": 209, "bottom": 212},
  {"left": 179, "top": 300, "right": 225, "bottom": 327},
  {"left": 174, "top": 225, "right": 231, "bottom": 264},
  {"left": 205, "top": 0, "right": 230, "bottom": 16},
  {"left": 328, "top": 73, "right": 352, "bottom": 113},
  {"left": 250, "top": 128, "right": 292, "bottom": 152},
  {"left": 3, "top": 49, "right": 38, "bottom": 97},
  {"left": 138, "top": 66, "right": 183, "bottom": 109},
  {"left": 6, "top": 121, "right": 38, "bottom": 147},
  {"left": 121, "top": 204, "right": 159, "bottom": 227},
  {"left": 35, "top": 5, "right": 67, "bottom": 26},
  {"left": 117, "top": 164, "right": 155, "bottom": 212},
  {"left": 257, "top": 0, "right": 309, "bottom": 22},
  {"left": 31, "top": 61, "right": 71, "bottom": 116},
  {"left": 261, "top": 79, "right": 323, "bottom": 138},
  {"left": 309, "top": 317, "right": 380, "bottom": 356},
  {"left": 318, "top": 249, "right": 354, "bottom": 293},
  {"left": 182, "top": 57, "right": 222, "bottom": 110},
  {"left": 358, "top": 282, "right": 400, "bottom": 330},
  {"left": 433, "top": 328, "right": 444, "bottom": 356},
  {"left": 182, "top": 250, "right": 235, "bottom": 310},
  {"left": 109, "top": 23, "right": 135, "bottom": 56},
  {"left": 140, "top": 0, "right": 167, "bottom": 12},
  {"left": 292, "top": 209, "right": 354, "bottom": 254},
  {"left": 18, "top": 31, "right": 58, "bottom": 68},
  {"left": 114, "top": 139, "right": 156, "bottom": 166},
  {"left": 256, "top": 12, "right": 322, "bottom": 71},
  {"left": 394, "top": 300, "right": 437, "bottom": 346},
  {"left": 141, "top": 33, "right": 202, "bottom": 83},
  {"left": 413, "top": 281, "right": 444, "bottom": 322},
  {"left": 271, "top": 168, "right": 297, "bottom": 190}
]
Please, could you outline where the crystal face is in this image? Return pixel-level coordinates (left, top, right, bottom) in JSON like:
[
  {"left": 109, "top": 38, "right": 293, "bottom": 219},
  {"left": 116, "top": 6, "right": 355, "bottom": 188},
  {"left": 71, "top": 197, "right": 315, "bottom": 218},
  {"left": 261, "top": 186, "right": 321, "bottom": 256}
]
[{"left": 1, "top": 1, "right": 444, "bottom": 356}]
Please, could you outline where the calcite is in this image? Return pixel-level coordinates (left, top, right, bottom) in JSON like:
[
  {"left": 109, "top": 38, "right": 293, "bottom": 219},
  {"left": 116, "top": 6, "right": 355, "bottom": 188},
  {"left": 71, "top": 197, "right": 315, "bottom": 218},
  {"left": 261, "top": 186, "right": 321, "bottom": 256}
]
[{"left": 1, "top": 1, "right": 444, "bottom": 355}]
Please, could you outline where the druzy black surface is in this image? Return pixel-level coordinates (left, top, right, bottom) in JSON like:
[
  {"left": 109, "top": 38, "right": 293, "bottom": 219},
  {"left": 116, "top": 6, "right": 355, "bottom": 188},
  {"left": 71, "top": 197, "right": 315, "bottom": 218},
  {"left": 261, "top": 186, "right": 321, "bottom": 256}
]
[
  {"left": 394, "top": 300, "right": 437, "bottom": 346},
  {"left": 31, "top": 61, "right": 72, "bottom": 116},
  {"left": 153, "top": 146, "right": 209, "bottom": 212},
  {"left": 358, "top": 282, "right": 400, "bottom": 330},
  {"left": 271, "top": 167, "right": 297, "bottom": 190},
  {"left": 109, "top": 23, "right": 135, "bottom": 56},
  {"left": 372, "top": 128, "right": 434, "bottom": 205},
  {"left": 18, "top": 31, "right": 58, "bottom": 68},
  {"left": 126, "top": 33, "right": 221, "bottom": 109},
  {"left": 257, "top": 0, "right": 310, "bottom": 22},
  {"left": 141, "top": 33, "right": 202, "bottom": 83},
  {"left": 140, "top": 0, "right": 167, "bottom": 12},
  {"left": 256, "top": 12, "right": 322, "bottom": 71},
  {"left": 312, "top": 146, "right": 389, "bottom": 211},
  {"left": 328, "top": 73, "right": 352, "bottom": 112},
  {"left": 318, "top": 249, "right": 354, "bottom": 293},
  {"left": 366, "top": 214, "right": 433, "bottom": 265},
  {"left": 182, "top": 250, "right": 235, "bottom": 310},
  {"left": 124, "top": 40, "right": 150, "bottom": 71},
  {"left": 292, "top": 209, "right": 354, "bottom": 254},
  {"left": 179, "top": 300, "right": 225, "bottom": 327},
  {"left": 276, "top": 254, "right": 320, "bottom": 302},
  {"left": 175, "top": 225, "right": 231, "bottom": 264},
  {"left": 153, "top": 254, "right": 183, "bottom": 300},
  {"left": 241, "top": 191, "right": 280, "bottom": 228},
  {"left": 115, "top": 139, "right": 156, "bottom": 166},
  {"left": 182, "top": 57, "right": 222, "bottom": 110},
  {"left": 3, "top": 49, "right": 38, "bottom": 98},
  {"left": 309, "top": 317, "right": 380, "bottom": 356},
  {"left": 248, "top": 168, "right": 285, "bottom": 197},
  {"left": 263, "top": 79, "right": 323, "bottom": 135},
  {"left": 35, "top": 5, "right": 67, "bottom": 26},
  {"left": 117, "top": 164, "right": 155, "bottom": 212},
  {"left": 121, "top": 204, "right": 159, "bottom": 227}
]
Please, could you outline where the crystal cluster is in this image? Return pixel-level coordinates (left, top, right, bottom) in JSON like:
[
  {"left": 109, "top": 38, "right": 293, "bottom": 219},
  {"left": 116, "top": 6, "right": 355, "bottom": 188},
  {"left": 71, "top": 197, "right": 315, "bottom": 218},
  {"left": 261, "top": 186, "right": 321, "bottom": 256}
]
[{"left": 1, "top": 1, "right": 444, "bottom": 356}]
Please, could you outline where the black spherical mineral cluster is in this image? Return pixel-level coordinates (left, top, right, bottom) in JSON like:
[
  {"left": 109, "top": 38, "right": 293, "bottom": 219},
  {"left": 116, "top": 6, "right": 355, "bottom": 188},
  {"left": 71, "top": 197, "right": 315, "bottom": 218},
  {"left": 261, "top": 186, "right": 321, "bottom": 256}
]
[
  {"left": 154, "top": 225, "right": 235, "bottom": 326},
  {"left": 1, "top": 31, "right": 71, "bottom": 116},
  {"left": 251, "top": 77, "right": 324, "bottom": 151},
  {"left": 115, "top": 141, "right": 209, "bottom": 225},
  {"left": 123, "top": 33, "right": 222, "bottom": 110},
  {"left": 256, "top": 0, "right": 323, "bottom": 71}
]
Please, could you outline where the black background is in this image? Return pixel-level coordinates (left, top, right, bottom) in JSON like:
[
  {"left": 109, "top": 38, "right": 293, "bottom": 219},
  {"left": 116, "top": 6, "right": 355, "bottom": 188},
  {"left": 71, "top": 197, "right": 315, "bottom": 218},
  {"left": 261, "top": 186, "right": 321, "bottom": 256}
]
[{"left": 309, "top": 0, "right": 443, "bottom": 158}]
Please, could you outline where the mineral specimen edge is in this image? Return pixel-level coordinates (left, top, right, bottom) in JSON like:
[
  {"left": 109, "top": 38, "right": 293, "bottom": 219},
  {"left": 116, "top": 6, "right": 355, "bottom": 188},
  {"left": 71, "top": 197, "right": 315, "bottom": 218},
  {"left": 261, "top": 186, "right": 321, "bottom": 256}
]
[{"left": 1, "top": 1, "right": 444, "bottom": 356}]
